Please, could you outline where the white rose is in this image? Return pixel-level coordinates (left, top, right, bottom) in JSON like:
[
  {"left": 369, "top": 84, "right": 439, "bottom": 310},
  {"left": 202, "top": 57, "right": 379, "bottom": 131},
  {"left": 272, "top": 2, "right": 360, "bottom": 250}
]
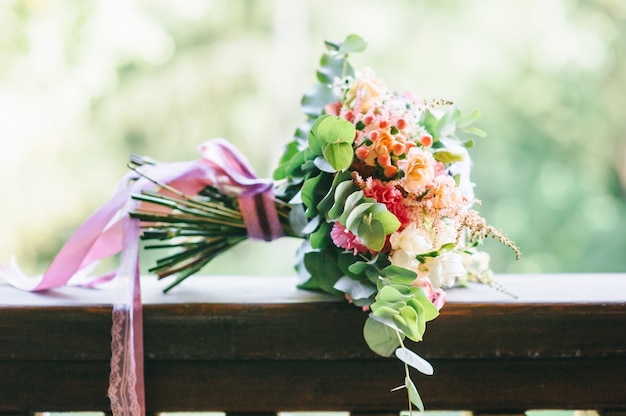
[
  {"left": 389, "top": 249, "right": 421, "bottom": 272},
  {"left": 389, "top": 223, "right": 431, "bottom": 256},
  {"left": 425, "top": 252, "right": 466, "bottom": 289}
]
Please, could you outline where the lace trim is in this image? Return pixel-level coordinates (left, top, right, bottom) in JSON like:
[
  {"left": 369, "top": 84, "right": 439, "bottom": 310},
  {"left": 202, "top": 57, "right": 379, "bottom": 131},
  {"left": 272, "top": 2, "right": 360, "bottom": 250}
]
[{"left": 109, "top": 307, "right": 141, "bottom": 416}]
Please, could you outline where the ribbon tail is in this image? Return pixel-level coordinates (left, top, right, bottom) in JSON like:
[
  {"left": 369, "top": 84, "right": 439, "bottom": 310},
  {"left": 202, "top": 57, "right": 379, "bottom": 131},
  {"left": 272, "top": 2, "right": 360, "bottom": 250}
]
[{"left": 108, "top": 214, "right": 145, "bottom": 416}]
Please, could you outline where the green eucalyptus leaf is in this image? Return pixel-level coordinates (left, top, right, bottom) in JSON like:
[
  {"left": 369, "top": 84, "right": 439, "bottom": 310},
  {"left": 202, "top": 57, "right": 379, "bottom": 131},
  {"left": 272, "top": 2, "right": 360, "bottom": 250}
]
[
  {"left": 301, "top": 174, "right": 324, "bottom": 215},
  {"left": 286, "top": 150, "right": 307, "bottom": 177},
  {"left": 315, "top": 115, "right": 355, "bottom": 144},
  {"left": 371, "top": 304, "right": 400, "bottom": 319},
  {"left": 286, "top": 203, "right": 308, "bottom": 237},
  {"left": 338, "top": 189, "right": 365, "bottom": 224},
  {"left": 301, "top": 84, "right": 337, "bottom": 117},
  {"left": 378, "top": 285, "right": 412, "bottom": 303},
  {"left": 440, "top": 242, "right": 457, "bottom": 252},
  {"left": 313, "top": 115, "right": 337, "bottom": 142},
  {"left": 300, "top": 215, "right": 321, "bottom": 235},
  {"left": 411, "top": 287, "right": 440, "bottom": 322},
  {"left": 406, "top": 376, "right": 425, "bottom": 412},
  {"left": 310, "top": 220, "right": 332, "bottom": 249},
  {"left": 407, "top": 299, "right": 426, "bottom": 337},
  {"left": 317, "top": 170, "right": 353, "bottom": 214},
  {"left": 396, "top": 347, "right": 434, "bottom": 376},
  {"left": 317, "top": 53, "right": 347, "bottom": 85},
  {"left": 368, "top": 204, "right": 401, "bottom": 235},
  {"left": 358, "top": 219, "right": 385, "bottom": 252},
  {"left": 308, "top": 115, "right": 332, "bottom": 153},
  {"left": 313, "top": 156, "right": 335, "bottom": 173},
  {"left": 345, "top": 202, "right": 375, "bottom": 232},
  {"left": 380, "top": 265, "right": 417, "bottom": 283},
  {"left": 294, "top": 119, "right": 315, "bottom": 141},
  {"left": 324, "top": 40, "right": 341, "bottom": 52},
  {"left": 437, "top": 107, "right": 462, "bottom": 138},
  {"left": 339, "top": 34, "right": 368, "bottom": 54},
  {"left": 327, "top": 181, "right": 358, "bottom": 220},
  {"left": 327, "top": 119, "right": 356, "bottom": 144},
  {"left": 433, "top": 149, "right": 464, "bottom": 164},
  {"left": 363, "top": 316, "right": 401, "bottom": 357},
  {"left": 463, "top": 139, "right": 475, "bottom": 148},
  {"left": 347, "top": 261, "right": 369, "bottom": 275},
  {"left": 393, "top": 305, "right": 421, "bottom": 341},
  {"left": 365, "top": 265, "right": 381, "bottom": 283},
  {"left": 462, "top": 126, "right": 487, "bottom": 138},
  {"left": 303, "top": 250, "right": 343, "bottom": 295},
  {"left": 457, "top": 108, "right": 481, "bottom": 129},
  {"left": 323, "top": 141, "right": 354, "bottom": 171},
  {"left": 420, "top": 110, "right": 440, "bottom": 140},
  {"left": 273, "top": 141, "right": 301, "bottom": 180},
  {"left": 334, "top": 275, "right": 376, "bottom": 301}
]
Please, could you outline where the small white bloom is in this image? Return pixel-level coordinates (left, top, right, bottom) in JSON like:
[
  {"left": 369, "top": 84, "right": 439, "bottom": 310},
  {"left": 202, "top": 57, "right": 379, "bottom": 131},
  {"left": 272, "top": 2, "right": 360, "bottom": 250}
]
[{"left": 462, "top": 250, "right": 491, "bottom": 274}]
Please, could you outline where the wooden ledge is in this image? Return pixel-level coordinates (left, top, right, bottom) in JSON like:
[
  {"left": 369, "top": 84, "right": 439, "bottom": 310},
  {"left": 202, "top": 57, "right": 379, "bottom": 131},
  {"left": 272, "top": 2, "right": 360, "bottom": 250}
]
[{"left": 1, "top": 273, "right": 625, "bottom": 413}]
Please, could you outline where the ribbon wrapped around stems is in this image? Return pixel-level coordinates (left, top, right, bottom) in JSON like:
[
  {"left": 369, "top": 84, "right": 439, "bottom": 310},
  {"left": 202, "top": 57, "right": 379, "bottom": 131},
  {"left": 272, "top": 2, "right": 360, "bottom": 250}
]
[{"left": 0, "top": 139, "right": 283, "bottom": 416}]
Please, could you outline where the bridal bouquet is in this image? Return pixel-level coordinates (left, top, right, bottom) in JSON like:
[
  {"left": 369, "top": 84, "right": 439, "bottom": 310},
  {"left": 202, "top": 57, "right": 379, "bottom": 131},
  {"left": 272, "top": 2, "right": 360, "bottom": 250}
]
[{"left": 130, "top": 34, "right": 520, "bottom": 412}]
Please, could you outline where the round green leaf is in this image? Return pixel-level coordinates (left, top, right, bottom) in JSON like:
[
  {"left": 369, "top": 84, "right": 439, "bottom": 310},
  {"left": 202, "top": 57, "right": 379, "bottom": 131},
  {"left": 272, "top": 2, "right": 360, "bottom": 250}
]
[
  {"left": 358, "top": 219, "right": 385, "bottom": 252},
  {"left": 315, "top": 116, "right": 356, "bottom": 144},
  {"left": 363, "top": 316, "right": 401, "bottom": 357},
  {"left": 339, "top": 34, "right": 368, "bottom": 54},
  {"left": 369, "top": 204, "right": 401, "bottom": 235},
  {"left": 323, "top": 142, "right": 353, "bottom": 171}
]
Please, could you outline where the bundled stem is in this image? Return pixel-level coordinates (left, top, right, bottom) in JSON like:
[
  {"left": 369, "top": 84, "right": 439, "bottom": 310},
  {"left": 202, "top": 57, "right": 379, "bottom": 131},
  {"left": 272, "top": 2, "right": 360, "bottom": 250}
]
[{"left": 128, "top": 156, "right": 293, "bottom": 292}]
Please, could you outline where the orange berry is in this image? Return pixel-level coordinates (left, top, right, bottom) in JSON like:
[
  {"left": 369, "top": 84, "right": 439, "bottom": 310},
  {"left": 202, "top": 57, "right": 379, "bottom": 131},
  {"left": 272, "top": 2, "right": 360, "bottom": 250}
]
[
  {"left": 384, "top": 165, "right": 398, "bottom": 178},
  {"left": 355, "top": 146, "right": 369, "bottom": 160},
  {"left": 378, "top": 153, "right": 392, "bottom": 167},
  {"left": 420, "top": 135, "right": 433, "bottom": 147},
  {"left": 392, "top": 141, "right": 406, "bottom": 155}
]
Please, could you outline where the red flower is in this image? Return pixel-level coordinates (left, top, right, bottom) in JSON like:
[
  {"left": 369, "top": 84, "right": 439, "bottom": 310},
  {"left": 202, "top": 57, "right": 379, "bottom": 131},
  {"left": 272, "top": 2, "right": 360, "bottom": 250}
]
[{"left": 362, "top": 179, "right": 412, "bottom": 229}]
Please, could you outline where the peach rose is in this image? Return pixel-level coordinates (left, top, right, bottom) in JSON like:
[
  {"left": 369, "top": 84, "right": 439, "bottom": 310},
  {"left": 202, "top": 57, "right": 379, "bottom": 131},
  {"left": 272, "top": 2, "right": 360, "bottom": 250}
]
[
  {"left": 345, "top": 68, "right": 386, "bottom": 114},
  {"left": 398, "top": 147, "right": 436, "bottom": 193}
]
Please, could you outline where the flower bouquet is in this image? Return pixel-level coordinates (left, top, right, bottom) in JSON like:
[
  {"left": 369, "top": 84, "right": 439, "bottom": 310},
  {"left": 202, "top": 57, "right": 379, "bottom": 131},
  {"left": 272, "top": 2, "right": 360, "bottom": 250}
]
[{"left": 128, "top": 34, "right": 520, "bottom": 411}]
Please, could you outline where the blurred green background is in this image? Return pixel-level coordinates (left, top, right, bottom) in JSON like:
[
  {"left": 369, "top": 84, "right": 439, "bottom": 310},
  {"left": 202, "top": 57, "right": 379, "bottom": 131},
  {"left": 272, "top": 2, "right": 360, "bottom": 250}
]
[{"left": 1, "top": 0, "right": 625, "bottom": 280}]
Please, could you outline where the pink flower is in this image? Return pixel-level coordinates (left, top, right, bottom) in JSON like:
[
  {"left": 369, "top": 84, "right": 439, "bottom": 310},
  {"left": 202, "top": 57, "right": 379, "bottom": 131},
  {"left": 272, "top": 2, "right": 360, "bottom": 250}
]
[
  {"left": 324, "top": 101, "right": 342, "bottom": 116},
  {"left": 330, "top": 222, "right": 372, "bottom": 254},
  {"left": 412, "top": 278, "right": 447, "bottom": 310}
]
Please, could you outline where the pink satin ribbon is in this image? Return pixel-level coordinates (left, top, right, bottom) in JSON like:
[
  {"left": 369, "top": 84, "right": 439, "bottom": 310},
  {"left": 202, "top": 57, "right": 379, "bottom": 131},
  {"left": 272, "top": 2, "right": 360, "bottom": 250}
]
[{"left": 1, "top": 139, "right": 283, "bottom": 416}]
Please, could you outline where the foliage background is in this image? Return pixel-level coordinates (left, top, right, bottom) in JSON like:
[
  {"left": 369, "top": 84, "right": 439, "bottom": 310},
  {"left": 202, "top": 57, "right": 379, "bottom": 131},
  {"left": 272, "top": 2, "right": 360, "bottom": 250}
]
[{"left": 1, "top": 0, "right": 625, "bottom": 281}]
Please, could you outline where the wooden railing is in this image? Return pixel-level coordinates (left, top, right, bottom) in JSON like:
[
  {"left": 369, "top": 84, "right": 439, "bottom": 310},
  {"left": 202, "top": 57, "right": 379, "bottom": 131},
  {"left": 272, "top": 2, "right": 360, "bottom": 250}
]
[{"left": 1, "top": 273, "right": 625, "bottom": 415}]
